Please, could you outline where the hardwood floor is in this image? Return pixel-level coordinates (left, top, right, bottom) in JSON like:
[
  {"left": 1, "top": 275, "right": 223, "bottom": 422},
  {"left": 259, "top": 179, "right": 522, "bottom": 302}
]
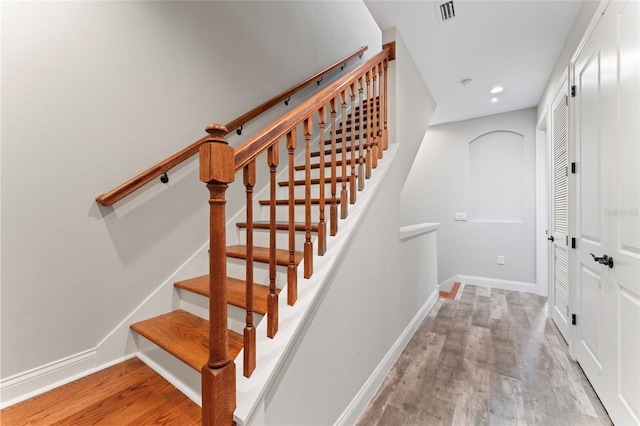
[
  {"left": 357, "top": 285, "right": 612, "bottom": 426},
  {"left": 0, "top": 358, "right": 201, "bottom": 425}
]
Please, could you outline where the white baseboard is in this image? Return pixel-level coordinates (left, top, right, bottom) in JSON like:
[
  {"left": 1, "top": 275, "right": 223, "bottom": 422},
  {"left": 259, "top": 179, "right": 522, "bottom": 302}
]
[
  {"left": 0, "top": 349, "right": 97, "bottom": 409},
  {"left": 334, "top": 287, "right": 439, "bottom": 426},
  {"left": 0, "top": 349, "right": 140, "bottom": 410},
  {"left": 457, "top": 274, "right": 538, "bottom": 294}
]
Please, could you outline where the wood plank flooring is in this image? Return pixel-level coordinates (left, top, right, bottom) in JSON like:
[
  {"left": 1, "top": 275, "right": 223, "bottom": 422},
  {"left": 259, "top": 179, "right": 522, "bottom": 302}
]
[
  {"left": 357, "top": 284, "right": 612, "bottom": 426},
  {"left": 0, "top": 358, "right": 201, "bottom": 425}
]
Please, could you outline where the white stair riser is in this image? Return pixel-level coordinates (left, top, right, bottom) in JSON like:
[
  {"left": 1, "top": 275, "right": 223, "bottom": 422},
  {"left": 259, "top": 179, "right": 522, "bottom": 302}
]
[
  {"left": 293, "top": 162, "right": 363, "bottom": 180},
  {"left": 258, "top": 203, "right": 330, "bottom": 223},
  {"left": 135, "top": 335, "right": 202, "bottom": 406},
  {"left": 236, "top": 227, "right": 311, "bottom": 250},
  {"left": 226, "top": 257, "right": 289, "bottom": 288},
  {"left": 176, "top": 288, "right": 264, "bottom": 335},
  {"left": 276, "top": 180, "right": 352, "bottom": 200}
]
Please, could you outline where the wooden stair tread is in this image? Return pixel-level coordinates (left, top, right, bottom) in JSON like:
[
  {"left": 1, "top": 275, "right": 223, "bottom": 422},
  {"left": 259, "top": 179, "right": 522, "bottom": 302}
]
[
  {"left": 324, "top": 135, "right": 367, "bottom": 145},
  {"left": 354, "top": 99, "right": 380, "bottom": 111},
  {"left": 236, "top": 221, "right": 319, "bottom": 232},
  {"left": 258, "top": 197, "right": 341, "bottom": 206},
  {"left": 344, "top": 117, "right": 375, "bottom": 126},
  {"left": 310, "top": 144, "right": 369, "bottom": 157},
  {"left": 130, "top": 310, "right": 243, "bottom": 371},
  {"left": 321, "top": 130, "right": 374, "bottom": 140},
  {"left": 278, "top": 176, "right": 350, "bottom": 186},
  {"left": 334, "top": 127, "right": 375, "bottom": 136},
  {"left": 295, "top": 159, "right": 358, "bottom": 171},
  {"left": 174, "top": 275, "right": 274, "bottom": 315},
  {"left": 226, "top": 244, "right": 303, "bottom": 266}
]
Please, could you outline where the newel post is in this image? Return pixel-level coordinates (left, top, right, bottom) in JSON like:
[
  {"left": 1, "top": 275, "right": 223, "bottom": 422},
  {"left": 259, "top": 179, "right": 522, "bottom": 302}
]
[{"left": 199, "top": 123, "right": 236, "bottom": 426}]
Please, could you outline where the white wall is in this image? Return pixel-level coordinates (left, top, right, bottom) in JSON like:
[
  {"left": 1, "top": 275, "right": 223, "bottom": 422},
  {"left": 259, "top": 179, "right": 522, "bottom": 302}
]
[
  {"left": 0, "top": 1, "right": 381, "bottom": 380},
  {"left": 537, "top": 0, "right": 600, "bottom": 123},
  {"left": 257, "top": 30, "right": 438, "bottom": 425},
  {"left": 401, "top": 108, "right": 538, "bottom": 289}
]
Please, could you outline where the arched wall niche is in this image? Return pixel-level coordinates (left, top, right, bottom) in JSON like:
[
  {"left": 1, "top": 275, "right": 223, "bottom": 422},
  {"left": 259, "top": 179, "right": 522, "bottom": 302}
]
[{"left": 468, "top": 130, "right": 525, "bottom": 222}]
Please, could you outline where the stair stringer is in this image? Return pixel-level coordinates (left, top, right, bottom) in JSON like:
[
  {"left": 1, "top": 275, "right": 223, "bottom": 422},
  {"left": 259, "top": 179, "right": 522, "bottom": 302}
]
[{"left": 233, "top": 144, "right": 399, "bottom": 425}]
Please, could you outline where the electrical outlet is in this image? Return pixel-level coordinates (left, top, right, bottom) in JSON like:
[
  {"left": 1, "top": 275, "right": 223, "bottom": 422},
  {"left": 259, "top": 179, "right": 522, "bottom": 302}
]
[{"left": 497, "top": 256, "right": 504, "bottom": 265}]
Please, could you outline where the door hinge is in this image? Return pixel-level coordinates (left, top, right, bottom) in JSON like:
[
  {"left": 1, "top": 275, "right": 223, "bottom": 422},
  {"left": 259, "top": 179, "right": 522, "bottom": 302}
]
[
  {"left": 565, "top": 166, "right": 569, "bottom": 177},
  {"left": 566, "top": 235, "right": 569, "bottom": 246},
  {"left": 571, "top": 237, "right": 576, "bottom": 249},
  {"left": 565, "top": 95, "right": 568, "bottom": 106},
  {"left": 571, "top": 85, "right": 576, "bottom": 97},
  {"left": 572, "top": 314, "right": 577, "bottom": 325},
  {"left": 571, "top": 162, "right": 577, "bottom": 174}
]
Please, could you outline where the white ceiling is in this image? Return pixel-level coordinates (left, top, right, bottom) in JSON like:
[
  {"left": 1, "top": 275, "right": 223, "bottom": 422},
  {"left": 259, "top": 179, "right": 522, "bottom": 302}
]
[{"left": 364, "top": 0, "right": 583, "bottom": 125}]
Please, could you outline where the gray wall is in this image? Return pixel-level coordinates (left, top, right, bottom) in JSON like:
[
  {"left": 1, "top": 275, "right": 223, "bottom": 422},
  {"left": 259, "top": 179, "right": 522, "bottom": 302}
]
[
  {"left": 1, "top": 1, "right": 381, "bottom": 380},
  {"left": 537, "top": 0, "right": 600, "bottom": 123},
  {"left": 401, "top": 108, "right": 538, "bottom": 287}
]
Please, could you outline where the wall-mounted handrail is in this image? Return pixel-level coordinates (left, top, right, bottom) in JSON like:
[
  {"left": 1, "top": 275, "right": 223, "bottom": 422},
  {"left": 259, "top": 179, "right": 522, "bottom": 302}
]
[
  {"left": 226, "top": 46, "right": 368, "bottom": 134},
  {"left": 95, "top": 46, "right": 368, "bottom": 207},
  {"left": 233, "top": 47, "right": 391, "bottom": 172}
]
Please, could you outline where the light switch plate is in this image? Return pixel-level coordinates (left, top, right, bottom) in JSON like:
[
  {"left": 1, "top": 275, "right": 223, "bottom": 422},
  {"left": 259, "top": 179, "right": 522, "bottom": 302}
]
[{"left": 454, "top": 212, "right": 467, "bottom": 221}]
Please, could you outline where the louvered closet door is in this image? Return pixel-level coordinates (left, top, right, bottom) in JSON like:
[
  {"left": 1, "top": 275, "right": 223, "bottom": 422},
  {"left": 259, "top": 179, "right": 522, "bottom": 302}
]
[{"left": 549, "top": 79, "right": 569, "bottom": 342}]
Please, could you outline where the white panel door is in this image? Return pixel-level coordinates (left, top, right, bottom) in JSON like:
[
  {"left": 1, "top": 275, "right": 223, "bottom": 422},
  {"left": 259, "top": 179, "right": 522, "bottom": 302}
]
[
  {"left": 549, "top": 78, "right": 570, "bottom": 342},
  {"left": 573, "top": 1, "right": 640, "bottom": 424}
]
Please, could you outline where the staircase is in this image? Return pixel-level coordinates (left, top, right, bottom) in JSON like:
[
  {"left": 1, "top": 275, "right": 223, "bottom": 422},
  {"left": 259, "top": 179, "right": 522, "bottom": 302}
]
[{"left": 97, "top": 44, "right": 394, "bottom": 425}]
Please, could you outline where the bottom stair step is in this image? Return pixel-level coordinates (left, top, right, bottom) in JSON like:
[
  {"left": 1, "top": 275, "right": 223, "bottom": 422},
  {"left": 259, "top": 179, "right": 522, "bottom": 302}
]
[{"left": 130, "top": 309, "right": 243, "bottom": 371}]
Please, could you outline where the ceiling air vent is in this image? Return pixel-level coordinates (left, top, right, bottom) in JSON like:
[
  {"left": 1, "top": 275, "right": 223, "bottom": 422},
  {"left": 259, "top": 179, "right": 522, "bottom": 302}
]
[{"left": 437, "top": 1, "right": 456, "bottom": 23}]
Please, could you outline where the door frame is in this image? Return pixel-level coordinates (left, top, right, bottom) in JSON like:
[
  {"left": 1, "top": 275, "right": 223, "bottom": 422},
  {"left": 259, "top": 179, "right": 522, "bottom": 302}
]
[
  {"left": 567, "top": 0, "right": 610, "bottom": 360},
  {"left": 546, "top": 69, "right": 570, "bottom": 342},
  {"left": 536, "top": 112, "right": 549, "bottom": 298}
]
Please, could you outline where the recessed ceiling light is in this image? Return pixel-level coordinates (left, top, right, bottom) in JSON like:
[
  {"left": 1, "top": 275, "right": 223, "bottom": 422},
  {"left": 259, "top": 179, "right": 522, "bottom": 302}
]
[
  {"left": 460, "top": 78, "right": 473, "bottom": 87},
  {"left": 491, "top": 97, "right": 498, "bottom": 103},
  {"left": 490, "top": 86, "right": 504, "bottom": 94}
]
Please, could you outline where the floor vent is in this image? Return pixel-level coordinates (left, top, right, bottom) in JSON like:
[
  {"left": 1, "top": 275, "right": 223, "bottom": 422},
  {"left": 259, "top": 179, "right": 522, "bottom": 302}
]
[{"left": 437, "top": 1, "right": 456, "bottom": 23}]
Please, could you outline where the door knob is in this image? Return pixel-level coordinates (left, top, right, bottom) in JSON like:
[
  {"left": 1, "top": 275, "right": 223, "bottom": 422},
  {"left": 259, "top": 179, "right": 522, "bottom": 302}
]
[
  {"left": 590, "top": 253, "right": 614, "bottom": 268},
  {"left": 548, "top": 235, "right": 554, "bottom": 242}
]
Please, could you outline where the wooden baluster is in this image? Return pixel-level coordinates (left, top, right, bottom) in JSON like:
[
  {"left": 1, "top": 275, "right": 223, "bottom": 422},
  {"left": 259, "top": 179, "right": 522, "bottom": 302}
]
[
  {"left": 286, "top": 131, "right": 297, "bottom": 306},
  {"left": 243, "top": 161, "right": 256, "bottom": 378},
  {"left": 365, "top": 71, "right": 373, "bottom": 179},
  {"left": 267, "top": 143, "right": 279, "bottom": 338},
  {"left": 371, "top": 66, "right": 379, "bottom": 169},
  {"left": 340, "top": 90, "right": 348, "bottom": 219},
  {"left": 377, "top": 63, "right": 384, "bottom": 159},
  {"left": 383, "top": 58, "right": 389, "bottom": 151},
  {"left": 357, "top": 77, "right": 365, "bottom": 191},
  {"left": 317, "top": 106, "right": 327, "bottom": 256},
  {"left": 349, "top": 83, "right": 357, "bottom": 204},
  {"left": 303, "top": 118, "right": 313, "bottom": 278},
  {"left": 329, "top": 98, "right": 338, "bottom": 236},
  {"left": 199, "top": 124, "right": 236, "bottom": 426}
]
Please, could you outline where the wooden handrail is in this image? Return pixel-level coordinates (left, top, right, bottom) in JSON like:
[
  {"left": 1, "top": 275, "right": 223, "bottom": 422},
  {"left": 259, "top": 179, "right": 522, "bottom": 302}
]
[
  {"left": 225, "top": 46, "right": 368, "bottom": 134},
  {"left": 95, "top": 46, "right": 368, "bottom": 207},
  {"left": 233, "top": 47, "right": 392, "bottom": 172}
]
